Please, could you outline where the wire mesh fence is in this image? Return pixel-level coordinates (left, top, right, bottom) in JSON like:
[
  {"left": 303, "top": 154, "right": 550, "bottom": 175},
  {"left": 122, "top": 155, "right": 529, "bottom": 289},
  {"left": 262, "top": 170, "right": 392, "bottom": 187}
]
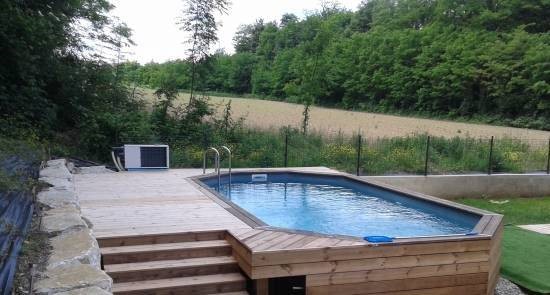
[{"left": 118, "top": 132, "right": 550, "bottom": 176}]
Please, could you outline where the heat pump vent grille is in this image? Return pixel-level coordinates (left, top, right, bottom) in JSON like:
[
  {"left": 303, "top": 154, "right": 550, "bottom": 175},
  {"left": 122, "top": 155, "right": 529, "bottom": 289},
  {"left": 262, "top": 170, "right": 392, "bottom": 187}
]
[{"left": 140, "top": 147, "right": 168, "bottom": 167}]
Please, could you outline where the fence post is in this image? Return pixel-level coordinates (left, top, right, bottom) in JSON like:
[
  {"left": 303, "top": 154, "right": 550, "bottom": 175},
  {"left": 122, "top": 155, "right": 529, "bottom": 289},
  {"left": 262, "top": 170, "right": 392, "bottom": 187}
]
[
  {"left": 424, "top": 136, "right": 431, "bottom": 176},
  {"left": 488, "top": 136, "right": 494, "bottom": 175},
  {"left": 546, "top": 138, "right": 550, "bottom": 175},
  {"left": 356, "top": 134, "right": 362, "bottom": 176},
  {"left": 284, "top": 132, "right": 289, "bottom": 168}
]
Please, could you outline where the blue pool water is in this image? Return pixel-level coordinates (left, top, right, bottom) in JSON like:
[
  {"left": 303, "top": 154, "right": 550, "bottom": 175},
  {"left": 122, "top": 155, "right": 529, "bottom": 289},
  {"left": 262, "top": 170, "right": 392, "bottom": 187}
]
[{"left": 203, "top": 173, "right": 479, "bottom": 238}]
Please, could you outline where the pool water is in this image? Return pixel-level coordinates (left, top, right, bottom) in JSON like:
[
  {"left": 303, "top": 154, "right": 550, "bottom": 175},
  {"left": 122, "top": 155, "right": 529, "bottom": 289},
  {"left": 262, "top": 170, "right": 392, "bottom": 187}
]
[{"left": 205, "top": 173, "right": 479, "bottom": 238}]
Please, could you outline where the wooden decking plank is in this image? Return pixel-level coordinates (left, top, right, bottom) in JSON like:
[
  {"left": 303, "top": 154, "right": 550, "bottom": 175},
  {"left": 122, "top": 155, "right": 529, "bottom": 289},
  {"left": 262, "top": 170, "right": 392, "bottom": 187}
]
[
  {"left": 334, "top": 239, "right": 362, "bottom": 247},
  {"left": 264, "top": 234, "right": 304, "bottom": 250},
  {"left": 252, "top": 239, "right": 490, "bottom": 266},
  {"left": 230, "top": 228, "right": 257, "bottom": 238},
  {"left": 112, "top": 273, "right": 246, "bottom": 292},
  {"left": 105, "top": 256, "right": 236, "bottom": 273},
  {"left": 285, "top": 235, "right": 319, "bottom": 249},
  {"left": 250, "top": 251, "right": 489, "bottom": 279},
  {"left": 236, "top": 229, "right": 264, "bottom": 240},
  {"left": 253, "top": 233, "right": 300, "bottom": 251},
  {"left": 246, "top": 231, "right": 286, "bottom": 248},
  {"left": 242, "top": 231, "right": 272, "bottom": 243},
  {"left": 306, "top": 273, "right": 488, "bottom": 295},
  {"left": 101, "top": 240, "right": 229, "bottom": 255},
  {"left": 364, "top": 284, "right": 487, "bottom": 295},
  {"left": 301, "top": 237, "right": 343, "bottom": 249},
  {"left": 306, "top": 262, "right": 490, "bottom": 286}
]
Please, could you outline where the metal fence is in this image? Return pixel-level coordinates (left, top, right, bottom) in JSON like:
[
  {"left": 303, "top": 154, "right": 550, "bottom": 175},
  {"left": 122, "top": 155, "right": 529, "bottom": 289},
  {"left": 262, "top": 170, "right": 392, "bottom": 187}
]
[{"left": 121, "top": 133, "right": 550, "bottom": 176}]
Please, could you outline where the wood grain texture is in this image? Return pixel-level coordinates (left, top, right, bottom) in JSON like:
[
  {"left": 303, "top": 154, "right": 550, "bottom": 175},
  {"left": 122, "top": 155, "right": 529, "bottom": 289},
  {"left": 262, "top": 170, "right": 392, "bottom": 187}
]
[{"left": 306, "top": 273, "right": 488, "bottom": 295}]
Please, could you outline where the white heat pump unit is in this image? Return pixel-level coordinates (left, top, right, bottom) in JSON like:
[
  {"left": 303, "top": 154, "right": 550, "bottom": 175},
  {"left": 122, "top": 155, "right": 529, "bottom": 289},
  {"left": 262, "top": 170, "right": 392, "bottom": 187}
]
[{"left": 124, "top": 144, "right": 170, "bottom": 170}]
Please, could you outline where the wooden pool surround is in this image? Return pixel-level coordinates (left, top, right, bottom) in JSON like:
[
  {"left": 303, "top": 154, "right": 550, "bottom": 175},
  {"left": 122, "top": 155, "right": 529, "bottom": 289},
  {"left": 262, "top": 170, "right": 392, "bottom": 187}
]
[{"left": 192, "top": 170, "right": 503, "bottom": 295}]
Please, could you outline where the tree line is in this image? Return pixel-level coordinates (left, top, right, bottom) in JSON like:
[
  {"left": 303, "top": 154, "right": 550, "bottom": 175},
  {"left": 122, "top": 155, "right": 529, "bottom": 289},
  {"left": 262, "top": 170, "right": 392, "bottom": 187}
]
[
  {"left": 0, "top": 0, "right": 235, "bottom": 160},
  {"left": 121, "top": 0, "right": 550, "bottom": 130}
]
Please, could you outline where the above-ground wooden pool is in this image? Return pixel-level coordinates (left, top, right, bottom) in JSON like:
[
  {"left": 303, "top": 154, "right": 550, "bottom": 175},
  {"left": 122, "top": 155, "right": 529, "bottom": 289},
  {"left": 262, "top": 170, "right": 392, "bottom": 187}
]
[{"left": 194, "top": 170, "right": 503, "bottom": 295}]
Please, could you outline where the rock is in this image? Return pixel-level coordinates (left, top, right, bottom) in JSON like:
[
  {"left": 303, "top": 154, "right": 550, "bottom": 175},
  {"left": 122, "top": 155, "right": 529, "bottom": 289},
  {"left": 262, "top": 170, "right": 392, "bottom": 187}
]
[
  {"left": 34, "top": 264, "right": 112, "bottom": 295},
  {"left": 495, "top": 278, "right": 525, "bottom": 295},
  {"left": 38, "top": 188, "right": 79, "bottom": 209},
  {"left": 40, "top": 177, "right": 74, "bottom": 190},
  {"left": 66, "top": 161, "right": 76, "bottom": 174},
  {"left": 46, "top": 159, "right": 68, "bottom": 168},
  {"left": 40, "top": 166, "right": 72, "bottom": 180},
  {"left": 39, "top": 159, "right": 74, "bottom": 188},
  {"left": 42, "top": 207, "right": 87, "bottom": 236},
  {"left": 81, "top": 215, "right": 94, "bottom": 229},
  {"left": 78, "top": 166, "right": 114, "bottom": 174},
  {"left": 47, "top": 229, "right": 100, "bottom": 270},
  {"left": 43, "top": 206, "right": 81, "bottom": 216},
  {"left": 55, "top": 286, "right": 112, "bottom": 295}
]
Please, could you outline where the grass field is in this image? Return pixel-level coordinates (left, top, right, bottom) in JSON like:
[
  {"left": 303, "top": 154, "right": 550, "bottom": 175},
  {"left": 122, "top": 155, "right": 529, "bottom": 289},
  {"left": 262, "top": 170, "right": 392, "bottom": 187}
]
[
  {"left": 457, "top": 197, "right": 550, "bottom": 294},
  {"left": 139, "top": 89, "right": 550, "bottom": 140}
]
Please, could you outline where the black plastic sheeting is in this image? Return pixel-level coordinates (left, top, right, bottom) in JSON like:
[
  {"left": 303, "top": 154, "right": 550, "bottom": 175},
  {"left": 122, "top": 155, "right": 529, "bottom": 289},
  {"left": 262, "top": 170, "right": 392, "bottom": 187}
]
[{"left": 0, "top": 155, "right": 39, "bottom": 294}]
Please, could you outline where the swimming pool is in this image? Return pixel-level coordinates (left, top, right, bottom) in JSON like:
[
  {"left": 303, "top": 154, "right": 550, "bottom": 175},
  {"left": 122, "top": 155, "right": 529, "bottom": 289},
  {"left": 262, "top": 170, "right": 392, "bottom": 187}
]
[{"left": 200, "top": 172, "right": 480, "bottom": 239}]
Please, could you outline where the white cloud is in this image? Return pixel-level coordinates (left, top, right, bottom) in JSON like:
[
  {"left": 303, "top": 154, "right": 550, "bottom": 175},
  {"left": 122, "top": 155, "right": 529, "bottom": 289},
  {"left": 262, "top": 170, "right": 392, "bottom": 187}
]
[{"left": 111, "top": 0, "right": 363, "bottom": 64}]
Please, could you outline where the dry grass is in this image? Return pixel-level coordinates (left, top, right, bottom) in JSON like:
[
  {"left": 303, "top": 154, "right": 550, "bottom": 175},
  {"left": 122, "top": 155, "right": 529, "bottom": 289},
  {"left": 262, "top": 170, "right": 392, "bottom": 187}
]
[{"left": 139, "top": 88, "right": 550, "bottom": 141}]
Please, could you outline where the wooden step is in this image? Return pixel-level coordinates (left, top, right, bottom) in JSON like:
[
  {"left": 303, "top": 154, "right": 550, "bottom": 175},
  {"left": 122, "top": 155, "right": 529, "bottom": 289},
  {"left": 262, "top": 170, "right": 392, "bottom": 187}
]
[
  {"left": 102, "top": 240, "right": 232, "bottom": 264},
  {"left": 98, "top": 230, "right": 227, "bottom": 247},
  {"left": 106, "top": 256, "right": 239, "bottom": 283},
  {"left": 112, "top": 273, "right": 247, "bottom": 295}
]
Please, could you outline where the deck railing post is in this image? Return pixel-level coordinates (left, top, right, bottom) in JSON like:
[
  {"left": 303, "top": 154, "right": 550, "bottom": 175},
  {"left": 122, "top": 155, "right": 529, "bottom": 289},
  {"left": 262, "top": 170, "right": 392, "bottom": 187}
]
[
  {"left": 284, "top": 132, "right": 289, "bottom": 168},
  {"left": 424, "top": 136, "right": 431, "bottom": 176},
  {"left": 546, "top": 138, "right": 550, "bottom": 175},
  {"left": 488, "top": 136, "right": 494, "bottom": 175},
  {"left": 356, "top": 134, "right": 362, "bottom": 176}
]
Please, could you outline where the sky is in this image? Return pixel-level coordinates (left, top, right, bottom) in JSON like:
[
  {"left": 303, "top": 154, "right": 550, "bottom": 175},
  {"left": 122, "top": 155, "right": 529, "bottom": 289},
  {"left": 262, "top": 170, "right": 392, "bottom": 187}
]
[{"left": 110, "top": 0, "right": 363, "bottom": 64}]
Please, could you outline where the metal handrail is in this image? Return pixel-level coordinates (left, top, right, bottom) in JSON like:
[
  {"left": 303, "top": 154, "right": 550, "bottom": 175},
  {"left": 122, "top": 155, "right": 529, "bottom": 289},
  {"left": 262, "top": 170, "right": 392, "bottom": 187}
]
[
  {"left": 220, "top": 146, "right": 232, "bottom": 188},
  {"left": 203, "top": 147, "right": 221, "bottom": 190}
]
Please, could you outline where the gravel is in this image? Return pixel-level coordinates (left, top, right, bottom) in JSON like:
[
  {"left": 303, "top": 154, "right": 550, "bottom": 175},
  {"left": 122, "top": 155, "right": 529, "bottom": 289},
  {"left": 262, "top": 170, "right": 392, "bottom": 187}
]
[{"left": 495, "top": 277, "right": 526, "bottom": 295}]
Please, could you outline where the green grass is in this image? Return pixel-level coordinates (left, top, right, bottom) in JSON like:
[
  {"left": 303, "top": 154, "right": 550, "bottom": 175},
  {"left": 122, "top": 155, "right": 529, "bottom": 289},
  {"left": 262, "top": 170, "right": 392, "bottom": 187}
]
[
  {"left": 500, "top": 226, "right": 550, "bottom": 294},
  {"left": 457, "top": 197, "right": 550, "bottom": 294},
  {"left": 458, "top": 197, "right": 550, "bottom": 225}
]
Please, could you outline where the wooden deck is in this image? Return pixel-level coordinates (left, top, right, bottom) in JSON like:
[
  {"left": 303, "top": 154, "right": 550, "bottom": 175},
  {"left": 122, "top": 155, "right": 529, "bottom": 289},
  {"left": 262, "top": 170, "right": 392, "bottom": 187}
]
[
  {"left": 74, "top": 167, "right": 336, "bottom": 238},
  {"left": 75, "top": 169, "right": 251, "bottom": 238},
  {"left": 75, "top": 168, "right": 502, "bottom": 295}
]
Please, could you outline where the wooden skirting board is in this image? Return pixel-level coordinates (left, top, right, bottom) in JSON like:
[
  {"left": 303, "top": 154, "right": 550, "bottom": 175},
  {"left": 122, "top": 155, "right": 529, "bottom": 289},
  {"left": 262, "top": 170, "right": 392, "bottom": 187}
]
[{"left": 225, "top": 215, "right": 502, "bottom": 295}]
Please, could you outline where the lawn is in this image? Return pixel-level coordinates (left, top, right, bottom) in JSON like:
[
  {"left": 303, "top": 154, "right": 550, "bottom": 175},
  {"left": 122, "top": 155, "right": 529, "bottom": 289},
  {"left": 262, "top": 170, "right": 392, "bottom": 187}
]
[
  {"left": 459, "top": 197, "right": 550, "bottom": 225},
  {"left": 457, "top": 197, "right": 550, "bottom": 294}
]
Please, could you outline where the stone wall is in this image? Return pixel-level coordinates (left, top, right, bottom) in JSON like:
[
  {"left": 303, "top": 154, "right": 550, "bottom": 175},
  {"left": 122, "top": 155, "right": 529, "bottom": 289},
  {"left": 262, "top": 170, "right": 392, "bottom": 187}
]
[{"left": 34, "top": 159, "right": 112, "bottom": 295}]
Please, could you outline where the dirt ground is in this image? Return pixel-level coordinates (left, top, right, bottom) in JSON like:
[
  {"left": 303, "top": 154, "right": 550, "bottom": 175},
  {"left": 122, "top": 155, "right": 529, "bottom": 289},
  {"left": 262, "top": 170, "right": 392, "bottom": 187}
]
[{"left": 12, "top": 208, "right": 50, "bottom": 295}]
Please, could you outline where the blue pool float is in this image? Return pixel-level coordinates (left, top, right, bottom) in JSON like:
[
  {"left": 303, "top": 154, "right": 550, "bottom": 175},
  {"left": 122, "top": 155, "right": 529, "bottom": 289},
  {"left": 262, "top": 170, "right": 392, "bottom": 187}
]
[{"left": 364, "top": 236, "right": 394, "bottom": 243}]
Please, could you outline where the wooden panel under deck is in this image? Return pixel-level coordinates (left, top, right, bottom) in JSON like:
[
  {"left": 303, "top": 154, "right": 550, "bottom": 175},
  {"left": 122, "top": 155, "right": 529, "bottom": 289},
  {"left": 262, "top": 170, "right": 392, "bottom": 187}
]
[{"left": 227, "top": 221, "right": 501, "bottom": 295}]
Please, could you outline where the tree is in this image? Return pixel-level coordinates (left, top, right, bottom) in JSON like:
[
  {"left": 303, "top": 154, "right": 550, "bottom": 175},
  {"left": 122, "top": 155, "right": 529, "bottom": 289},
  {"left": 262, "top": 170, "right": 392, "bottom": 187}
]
[
  {"left": 233, "top": 19, "right": 265, "bottom": 53},
  {"left": 179, "top": 0, "right": 231, "bottom": 101},
  {"left": 280, "top": 13, "right": 299, "bottom": 27}
]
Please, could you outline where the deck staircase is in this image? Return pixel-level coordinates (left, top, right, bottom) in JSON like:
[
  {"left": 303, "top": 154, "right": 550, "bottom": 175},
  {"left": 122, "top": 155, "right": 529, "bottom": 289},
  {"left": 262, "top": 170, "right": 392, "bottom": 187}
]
[{"left": 99, "top": 230, "right": 249, "bottom": 295}]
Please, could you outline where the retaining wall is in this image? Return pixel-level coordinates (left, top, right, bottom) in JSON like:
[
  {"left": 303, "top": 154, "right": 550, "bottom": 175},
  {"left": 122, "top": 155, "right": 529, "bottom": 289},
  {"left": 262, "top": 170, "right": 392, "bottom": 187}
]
[
  {"left": 34, "top": 159, "right": 112, "bottom": 295},
  {"left": 364, "top": 174, "right": 550, "bottom": 199}
]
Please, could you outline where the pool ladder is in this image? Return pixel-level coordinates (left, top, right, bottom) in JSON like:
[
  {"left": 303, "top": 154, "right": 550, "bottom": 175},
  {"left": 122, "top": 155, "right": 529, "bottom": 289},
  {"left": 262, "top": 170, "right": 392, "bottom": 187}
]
[{"left": 203, "top": 146, "right": 232, "bottom": 192}]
